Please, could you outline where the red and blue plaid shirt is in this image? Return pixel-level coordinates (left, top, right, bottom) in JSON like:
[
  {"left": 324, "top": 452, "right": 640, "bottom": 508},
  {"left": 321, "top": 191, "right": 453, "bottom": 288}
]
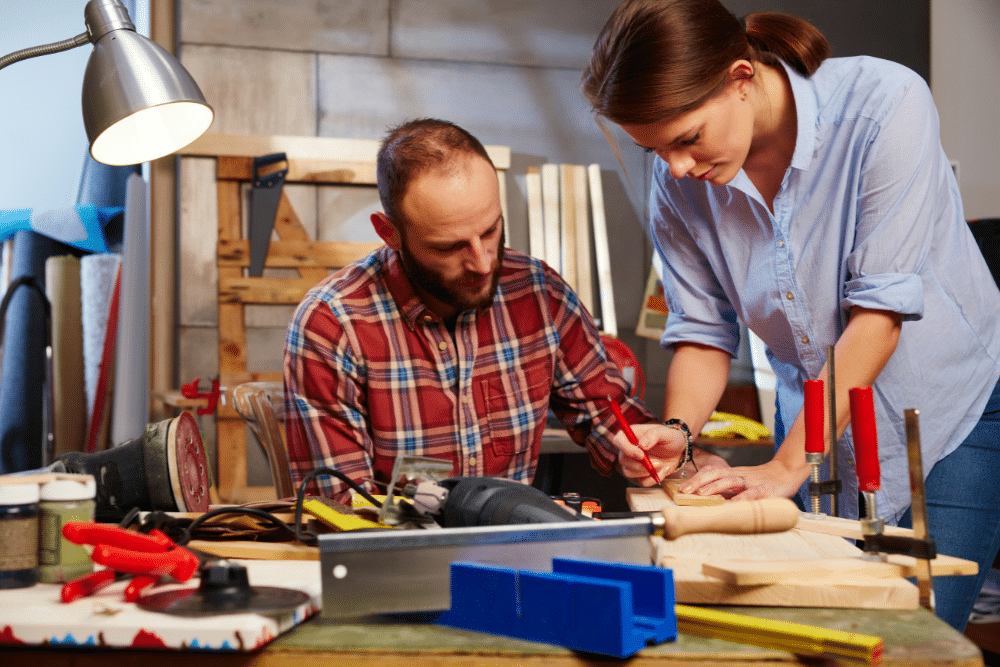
[{"left": 283, "top": 246, "right": 655, "bottom": 501}]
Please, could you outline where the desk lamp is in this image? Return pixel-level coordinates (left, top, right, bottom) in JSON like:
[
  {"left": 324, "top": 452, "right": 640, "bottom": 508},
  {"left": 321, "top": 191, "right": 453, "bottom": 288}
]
[{"left": 0, "top": 0, "right": 213, "bottom": 166}]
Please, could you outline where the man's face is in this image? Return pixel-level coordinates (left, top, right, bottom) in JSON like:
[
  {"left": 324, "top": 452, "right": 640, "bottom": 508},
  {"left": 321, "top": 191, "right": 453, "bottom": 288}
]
[{"left": 396, "top": 155, "right": 505, "bottom": 319}]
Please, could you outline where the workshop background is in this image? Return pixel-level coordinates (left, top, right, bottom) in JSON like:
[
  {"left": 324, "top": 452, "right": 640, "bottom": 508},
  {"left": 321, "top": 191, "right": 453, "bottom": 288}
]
[{"left": 3, "top": 1, "right": 998, "bottom": 491}]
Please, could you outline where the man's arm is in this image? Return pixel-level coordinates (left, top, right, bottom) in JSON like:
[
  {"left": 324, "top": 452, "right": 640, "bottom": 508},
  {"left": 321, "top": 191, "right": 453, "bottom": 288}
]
[{"left": 284, "top": 301, "right": 376, "bottom": 503}]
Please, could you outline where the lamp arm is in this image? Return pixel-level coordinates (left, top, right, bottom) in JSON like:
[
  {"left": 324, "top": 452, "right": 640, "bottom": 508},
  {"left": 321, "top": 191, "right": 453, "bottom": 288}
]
[{"left": 0, "top": 32, "right": 91, "bottom": 72}]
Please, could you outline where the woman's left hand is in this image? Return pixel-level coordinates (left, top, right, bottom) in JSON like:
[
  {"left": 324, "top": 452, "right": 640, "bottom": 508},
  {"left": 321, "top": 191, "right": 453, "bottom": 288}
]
[{"left": 675, "top": 458, "right": 807, "bottom": 501}]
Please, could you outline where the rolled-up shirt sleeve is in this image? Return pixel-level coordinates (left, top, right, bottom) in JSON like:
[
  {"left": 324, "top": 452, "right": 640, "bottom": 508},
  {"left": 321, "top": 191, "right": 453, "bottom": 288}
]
[{"left": 841, "top": 76, "right": 946, "bottom": 321}]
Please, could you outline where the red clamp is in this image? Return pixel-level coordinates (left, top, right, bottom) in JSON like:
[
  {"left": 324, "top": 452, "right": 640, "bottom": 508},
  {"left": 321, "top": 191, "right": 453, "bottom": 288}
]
[
  {"left": 181, "top": 376, "right": 221, "bottom": 415},
  {"left": 60, "top": 522, "right": 200, "bottom": 603}
]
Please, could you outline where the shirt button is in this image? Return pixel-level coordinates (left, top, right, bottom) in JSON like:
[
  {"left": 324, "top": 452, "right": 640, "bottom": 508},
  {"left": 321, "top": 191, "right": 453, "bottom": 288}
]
[
  {"left": 786, "top": 292, "right": 794, "bottom": 300},
  {"left": 461, "top": 395, "right": 469, "bottom": 403},
  {"left": 469, "top": 456, "right": 477, "bottom": 466},
  {"left": 423, "top": 315, "right": 433, "bottom": 322},
  {"left": 777, "top": 240, "right": 785, "bottom": 247},
  {"left": 438, "top": 341, "right": 448, "bottom": 351},
  {"left": 801, "top": 336, "right": 809, "bottom": 344}
]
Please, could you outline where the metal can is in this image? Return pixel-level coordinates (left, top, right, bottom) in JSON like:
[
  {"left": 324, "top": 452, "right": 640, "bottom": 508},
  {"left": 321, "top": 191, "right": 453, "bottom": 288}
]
[
  {"left": 0, "top": 482, "right": 40, "bottom": 589},
  {"left": 38, "top": 476, "right": 97, "bottom": 583}
]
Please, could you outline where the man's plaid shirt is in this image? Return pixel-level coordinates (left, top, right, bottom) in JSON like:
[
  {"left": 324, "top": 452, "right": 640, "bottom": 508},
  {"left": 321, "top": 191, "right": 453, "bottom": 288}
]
[{"left": 283, "top": 246, "right": 655, "bottom": 501}]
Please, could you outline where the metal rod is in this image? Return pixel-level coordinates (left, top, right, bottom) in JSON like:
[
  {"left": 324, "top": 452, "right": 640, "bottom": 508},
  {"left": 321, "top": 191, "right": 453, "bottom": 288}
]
[
  {"left": 826, "top": 345, "right": 839, "bottom": 516},
  {"left": 0, "top": 33, "right": 90, "bottom": 71}
]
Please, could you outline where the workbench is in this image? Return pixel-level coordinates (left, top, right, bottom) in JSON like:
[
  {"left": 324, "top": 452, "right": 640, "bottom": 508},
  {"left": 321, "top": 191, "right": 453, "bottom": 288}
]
[{"left": 4, "top": 605, "right": 983, "bottom": 666}]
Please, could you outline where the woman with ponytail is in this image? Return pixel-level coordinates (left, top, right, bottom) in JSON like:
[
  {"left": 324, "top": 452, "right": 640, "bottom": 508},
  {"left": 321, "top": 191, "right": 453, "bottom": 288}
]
[{"left": 583, "top": 0, "right": 1000, "bottom": 631}]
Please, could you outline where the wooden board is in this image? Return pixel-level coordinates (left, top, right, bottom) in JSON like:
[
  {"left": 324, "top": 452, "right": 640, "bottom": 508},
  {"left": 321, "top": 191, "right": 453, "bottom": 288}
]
[
  {"left": 626, "top": 488, "right": 977, "bottom": 610},
  {"left": 662, "top": 478, "right": 725, "bottom": 506}
]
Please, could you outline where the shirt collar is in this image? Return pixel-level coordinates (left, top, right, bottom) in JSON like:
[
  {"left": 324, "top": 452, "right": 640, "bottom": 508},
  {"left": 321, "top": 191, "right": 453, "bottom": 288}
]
[
  {"left": 781, "top": 59, "right": 818, "bottom": 172},
  {"left": 379, "top": 247, "right": 435, "bottom": 328}
]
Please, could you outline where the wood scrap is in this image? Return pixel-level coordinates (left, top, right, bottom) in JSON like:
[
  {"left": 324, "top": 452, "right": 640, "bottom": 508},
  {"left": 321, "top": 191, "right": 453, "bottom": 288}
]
[{"left": 661, "top": 478, "right": 725, "bottom": 506}]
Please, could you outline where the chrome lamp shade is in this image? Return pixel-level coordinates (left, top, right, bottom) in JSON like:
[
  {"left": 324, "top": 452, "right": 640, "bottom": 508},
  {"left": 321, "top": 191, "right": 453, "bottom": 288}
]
[
  {"left": 82, "top": 27, "right": 213, "bottom": 166},
  {"left": 1, "top": 0, "right": 213, "bottom": 166}
]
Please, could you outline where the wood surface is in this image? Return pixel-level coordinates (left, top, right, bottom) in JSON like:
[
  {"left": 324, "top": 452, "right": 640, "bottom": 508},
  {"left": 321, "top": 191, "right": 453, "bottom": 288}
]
[{"left": 626, "top": 487, "right": 977, "bottom": 610}]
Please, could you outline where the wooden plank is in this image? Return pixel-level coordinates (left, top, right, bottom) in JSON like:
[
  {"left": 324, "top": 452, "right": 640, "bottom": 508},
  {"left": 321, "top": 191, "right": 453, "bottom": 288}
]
[
  {"left": 217, "top": 155, "right": 377, "bottom": 185},
  {"left": 571, "top": 164, "right": 593, "bottom": 315},
  {"left": 219, "top": 276, "right": 324, "bottom": 304},
  {"left": 558, "top": 164, "right": 577, "bottom": 290},
  {"left": 187, "top": 540, "right": 318, "bottom": 561},
  {"left": 540, "top": 163, "right": 561, "bottom": 272},
  {"left": 526, "top": 167, "right": 545, "bottom": 260},
  {"left": 703, "top": 553, "right": 978, "bottom": 586},
  {"left": 588, "top": 164, "right": 617, "bottom": 336},
  {"left": 626, "top": 487, "right": 922, "bottom": 609},
  {"left": 218, "top": 239, "right": 381, "bottom": 268},
  {"left": 662, "top": 479, "right": 725, "bottom": 506},
  {"left": 215, "top": 418, "right": 249, "bottom": 500},
  {"left": 183, "top": 132, "right": 512, "bottom": 169}
]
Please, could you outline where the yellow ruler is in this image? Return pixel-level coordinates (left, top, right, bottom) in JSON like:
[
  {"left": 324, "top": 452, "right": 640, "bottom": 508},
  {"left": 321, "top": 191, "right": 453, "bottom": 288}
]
[{"left": 676, "top": 604, "right": 883, "bottom": 665}]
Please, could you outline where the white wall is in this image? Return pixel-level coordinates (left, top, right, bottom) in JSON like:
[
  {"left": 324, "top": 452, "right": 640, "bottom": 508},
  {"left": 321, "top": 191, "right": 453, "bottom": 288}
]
[
  {"left": 932, "top": 0, "right": 1000, "bottom": 218},
  {"left": 0, "top": 1, "right": 91, "bottom": 212}
]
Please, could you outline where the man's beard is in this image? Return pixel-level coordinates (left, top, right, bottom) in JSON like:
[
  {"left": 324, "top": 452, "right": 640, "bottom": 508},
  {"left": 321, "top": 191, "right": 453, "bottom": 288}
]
[{"left": 398, "top": 229, "right": 505, "bottom": 314}]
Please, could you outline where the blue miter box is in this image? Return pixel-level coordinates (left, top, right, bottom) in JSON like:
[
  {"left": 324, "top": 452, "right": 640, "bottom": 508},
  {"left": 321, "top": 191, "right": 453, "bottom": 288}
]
[{"left": 438, "top": 558, "right": 677, "bottom": 658}]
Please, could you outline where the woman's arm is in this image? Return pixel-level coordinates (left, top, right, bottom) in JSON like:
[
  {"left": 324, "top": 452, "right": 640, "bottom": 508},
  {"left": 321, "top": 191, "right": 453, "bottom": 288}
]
[{"left": 678, "top": 306, "right": 903, "bottom": 499}]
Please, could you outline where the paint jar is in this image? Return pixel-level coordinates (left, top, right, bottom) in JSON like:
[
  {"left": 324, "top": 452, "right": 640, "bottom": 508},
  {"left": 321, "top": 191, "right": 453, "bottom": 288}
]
[
  {"left": 38, "top": 476, "right": 97, "bottom": 583},
  {"left": 0, "top": 482, "right": 40, "bottom": 589}
]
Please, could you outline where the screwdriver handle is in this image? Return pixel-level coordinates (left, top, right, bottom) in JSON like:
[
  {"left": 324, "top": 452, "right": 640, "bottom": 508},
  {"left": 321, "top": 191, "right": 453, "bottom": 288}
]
[
  {"left": 849, "top": 386, "right": 881, "bottom": 492},
  {"left": 659, "top": 498, "right": 799, "bottom": 540},
  {"left": 804, "top": 379, "right": 825, "bottom": 454}
]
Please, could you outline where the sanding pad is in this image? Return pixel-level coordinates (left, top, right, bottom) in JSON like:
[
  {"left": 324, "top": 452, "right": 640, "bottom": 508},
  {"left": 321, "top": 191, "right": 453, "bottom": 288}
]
[
  {"left": 138, "top": 561, "right": 310, "bottom": 617},
  {"left": 167, "top": 411, "right": 210, "bottom": 513}
]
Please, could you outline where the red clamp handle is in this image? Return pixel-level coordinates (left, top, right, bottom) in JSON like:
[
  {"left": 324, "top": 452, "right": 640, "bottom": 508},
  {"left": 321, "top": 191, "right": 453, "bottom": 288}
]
[
  {"left": 181, "top": 376, "right": 221, "bottom": 415},
  {"left": 61, "top": 570, "right": 117, "bottom": 603},
  {"left": 849, "top": 386, "right": 881, "bottom": 492},
  {"left": 804, "top": 379, "right": 825, "bottom": 454},
  {"left": 90, "top": 544, "right": 199, "bottom": 582},
  {"left": 63, "top": 522, "right": 174, "bottom": 551}
]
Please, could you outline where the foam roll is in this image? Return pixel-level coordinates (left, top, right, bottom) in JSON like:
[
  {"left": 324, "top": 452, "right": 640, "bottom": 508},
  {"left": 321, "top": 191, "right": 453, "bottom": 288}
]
[{"left": 80, "top": 253, "right": 122, "bottom": 430}]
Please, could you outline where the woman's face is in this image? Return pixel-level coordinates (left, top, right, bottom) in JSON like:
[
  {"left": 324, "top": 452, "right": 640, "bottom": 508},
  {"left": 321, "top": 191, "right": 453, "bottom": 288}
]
[{"left": 619, "top": 69, "right": 755, "bottom": 186}]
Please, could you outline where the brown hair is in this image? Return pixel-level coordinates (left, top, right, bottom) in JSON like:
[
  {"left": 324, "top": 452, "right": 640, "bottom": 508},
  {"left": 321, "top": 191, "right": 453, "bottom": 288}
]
[
  {"left": 582, "top": 0, "right": 831, "bottom": 125},
  {"left": 376, "top": 118, "right": 494, "bottom": 227}
]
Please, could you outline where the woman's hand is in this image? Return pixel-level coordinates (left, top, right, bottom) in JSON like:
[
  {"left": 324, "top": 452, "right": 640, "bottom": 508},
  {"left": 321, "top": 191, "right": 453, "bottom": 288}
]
[
  {"left": 613, "top": 423, "right": 690, "bottom": 486},
  {"left": 675, "top": 458, "right": 808, "bottom": 501}
]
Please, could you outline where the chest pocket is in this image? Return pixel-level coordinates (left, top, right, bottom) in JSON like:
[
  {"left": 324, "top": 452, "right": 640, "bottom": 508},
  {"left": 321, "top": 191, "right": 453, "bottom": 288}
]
[{"left": 481, "top": 358, "right": 552, "bottom": 456}]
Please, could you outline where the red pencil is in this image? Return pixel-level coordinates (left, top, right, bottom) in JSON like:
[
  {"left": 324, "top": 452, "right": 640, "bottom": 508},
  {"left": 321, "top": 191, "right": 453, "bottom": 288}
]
[{"left": 607, "top": 398, "right": 660, "bottom": 483}]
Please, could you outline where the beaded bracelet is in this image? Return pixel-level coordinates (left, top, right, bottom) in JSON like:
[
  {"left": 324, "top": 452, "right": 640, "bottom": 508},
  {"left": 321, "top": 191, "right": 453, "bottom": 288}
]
[{"left": 664, "top": 418, "right": 693, "bottom": 473}]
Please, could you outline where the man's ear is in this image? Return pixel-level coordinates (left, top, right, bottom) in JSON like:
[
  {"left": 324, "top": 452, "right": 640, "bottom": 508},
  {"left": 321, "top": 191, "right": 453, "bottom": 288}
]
[{"left": 371, "top": 211, "right": 402, "bottom": 251}]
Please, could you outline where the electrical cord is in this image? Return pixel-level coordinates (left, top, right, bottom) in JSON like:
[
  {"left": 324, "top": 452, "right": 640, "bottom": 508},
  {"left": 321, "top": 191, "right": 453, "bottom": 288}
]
[{"left": 118, "top": 467, "right": 385, "bottom": 547}]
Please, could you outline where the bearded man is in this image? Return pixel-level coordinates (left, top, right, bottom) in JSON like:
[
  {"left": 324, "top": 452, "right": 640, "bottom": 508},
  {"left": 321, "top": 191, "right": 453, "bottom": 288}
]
[{"left": 283, "top": 118, "right": 716, "bottom": 502}]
